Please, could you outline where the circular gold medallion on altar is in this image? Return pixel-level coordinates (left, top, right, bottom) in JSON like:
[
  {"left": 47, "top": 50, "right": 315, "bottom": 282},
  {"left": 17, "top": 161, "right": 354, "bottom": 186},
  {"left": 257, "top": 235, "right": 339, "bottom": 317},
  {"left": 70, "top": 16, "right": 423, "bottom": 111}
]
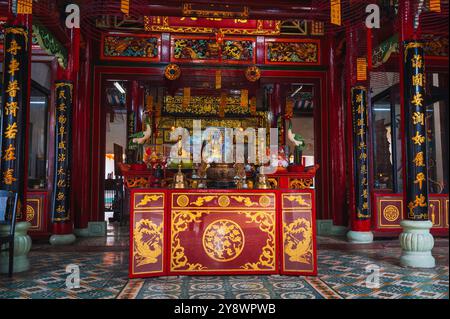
[
  {"left": 383, "top": 205, "right": 400, "bottom": 222},
  {"left": 218, "top": 195, "right": 230, "bottom": 207},
  {"left": 176, "top": 194, "right": 189, "bottom": 207},
  {"left": 202, "top": 219, "right": 245, "bottom": 262}
]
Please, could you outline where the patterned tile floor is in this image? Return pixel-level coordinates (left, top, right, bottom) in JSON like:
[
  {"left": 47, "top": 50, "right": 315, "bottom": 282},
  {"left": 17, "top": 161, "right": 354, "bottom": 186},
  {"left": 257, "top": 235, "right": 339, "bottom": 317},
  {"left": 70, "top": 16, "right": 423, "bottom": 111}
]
[{"left": 0, "top": 224, "right": 448, "bottom": 299}]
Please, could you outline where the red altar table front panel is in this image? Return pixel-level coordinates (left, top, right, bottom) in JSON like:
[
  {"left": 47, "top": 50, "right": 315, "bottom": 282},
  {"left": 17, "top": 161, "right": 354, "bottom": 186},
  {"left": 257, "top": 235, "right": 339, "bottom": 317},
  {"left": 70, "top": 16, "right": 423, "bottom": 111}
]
[
  {"left": 129, "top": 189, "right": 317, "bottom": 278},
  {"left": 169, "top": 191, "right": 278, "bottom": 275},
  {"left": 129, "top": 192, "right": 167, "bottom": 278}
]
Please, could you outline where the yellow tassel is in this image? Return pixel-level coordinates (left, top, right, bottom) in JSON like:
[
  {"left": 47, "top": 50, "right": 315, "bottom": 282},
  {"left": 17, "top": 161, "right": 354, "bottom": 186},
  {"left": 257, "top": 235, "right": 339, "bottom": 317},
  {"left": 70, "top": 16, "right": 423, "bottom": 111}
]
[
  {"left": 121, "top": 0, "right": 130, "bottom": 15},
  {"left": 429, "top": 0, "right": 441, "bottom": 12},
  {"left": 356, "top": 58, "right": 367, "bottom": 81},
  {"left": 219, "top": 92, "right": 226, "bottom": 118},
  {"left": 330, "top": 0, "right": 341, "bottom": 26},
  {"left": 182, "top": 87, "right": 190, "bottom": 109},
  {"left": 17, "top": 0, "right": 32, "bottom": 14},
  {"left": 215, "top": 70, "right": 222, "bottom": 89},
  {"left": 250, "top": 97, "right": 257, "bottom": 115},
  {"left": 240, "top": 89, "right": 248, "bottom": 108}
]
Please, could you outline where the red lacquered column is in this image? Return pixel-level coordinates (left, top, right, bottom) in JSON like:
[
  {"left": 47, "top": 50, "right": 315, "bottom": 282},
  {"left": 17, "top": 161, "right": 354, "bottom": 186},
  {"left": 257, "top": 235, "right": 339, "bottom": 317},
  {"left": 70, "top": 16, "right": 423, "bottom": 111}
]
[
  {"left": 49, "top": 28, "right": 79, "bottom": 245},
  {"left": 345, "top": 25, "right": 373, "bottom": 243}
]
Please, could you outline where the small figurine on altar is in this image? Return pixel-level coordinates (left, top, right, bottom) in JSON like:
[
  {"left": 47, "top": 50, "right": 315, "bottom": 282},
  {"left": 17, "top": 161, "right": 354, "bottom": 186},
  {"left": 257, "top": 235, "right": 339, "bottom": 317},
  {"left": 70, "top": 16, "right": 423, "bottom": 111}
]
[
  {"left": 287, "top": 119, "right": 306, "bottom": 165},
  {"left": 128, "top": 112, "right": 152, "bottom": 165}
]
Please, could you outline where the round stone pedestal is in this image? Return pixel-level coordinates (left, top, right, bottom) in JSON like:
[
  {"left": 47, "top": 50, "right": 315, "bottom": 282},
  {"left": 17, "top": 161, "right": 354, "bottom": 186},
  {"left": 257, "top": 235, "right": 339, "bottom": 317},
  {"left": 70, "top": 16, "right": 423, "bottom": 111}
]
[
  {"left": 49, "top": 233, "right": 76, "bottom": 245},
  {"left": 346, "top": 230, "right": 374, "bottom": 243},
  {"left": 0, "top": 221, "right": 32, "bottom": 273},
  {"left": 399, "top": 220, "right": 435, "bottom": 268}
]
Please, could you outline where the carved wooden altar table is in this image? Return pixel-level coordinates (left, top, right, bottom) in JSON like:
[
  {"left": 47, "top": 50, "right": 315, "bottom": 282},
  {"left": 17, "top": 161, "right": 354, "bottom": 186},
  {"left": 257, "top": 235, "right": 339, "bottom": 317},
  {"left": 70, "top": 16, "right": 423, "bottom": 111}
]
[{"left": 129, "top": 188, "right": 317, "bottom": 278}]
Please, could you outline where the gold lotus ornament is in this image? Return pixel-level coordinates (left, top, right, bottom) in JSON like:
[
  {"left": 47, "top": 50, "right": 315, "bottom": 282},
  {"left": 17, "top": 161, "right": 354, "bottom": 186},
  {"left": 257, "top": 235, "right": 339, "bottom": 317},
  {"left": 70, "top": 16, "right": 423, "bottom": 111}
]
[
  {"left": 245, "top": 65, "right": 261, "bottom": 82},
  {"left": 165, "top": 63, "right": 181, "bottom": 80}
]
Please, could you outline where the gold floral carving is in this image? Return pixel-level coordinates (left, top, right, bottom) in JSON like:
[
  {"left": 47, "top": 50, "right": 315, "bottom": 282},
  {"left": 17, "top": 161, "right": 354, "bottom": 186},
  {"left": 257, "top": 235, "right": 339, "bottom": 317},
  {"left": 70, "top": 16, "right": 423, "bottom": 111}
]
[
  {"left": 231, "top": 196, "right": 258, "bottom": 207},
  {"left": 136, "top": 194, "right": 163, "bottom": 208},
  {"left": 284, "top": 195, "right": 311, "bottom": 208},
  {"left": 202, "top": 219, "right": 245, "bottom": 262},
  {"left": 283, "top": 218, "right": 312, "bottom": 264},
  {"left": 239, "top": 211, "right": 275, "bottom": 270},
  {"left": 126, "top": 177, "right": 148, "bottom": 188},
  {"left": 383, "top": 205, "right": 400, "bottom": 222},
  {"left": 190, "top": 195, "right": 218, "bottom": 206},
  {"left": 289, "top": 178, "right": 314, "bottom": 189},
  {"left": 26, "top": 205, "right": 35, "bottom": 222},
  {"left": 267, "top": 178, "right": 278, "bottom": 189},
  {"left": 171, "top": 210, "right": 208, "bottom": 270},
  {"left": 134, "top": 219, "right": 163, "bottom": 266}
]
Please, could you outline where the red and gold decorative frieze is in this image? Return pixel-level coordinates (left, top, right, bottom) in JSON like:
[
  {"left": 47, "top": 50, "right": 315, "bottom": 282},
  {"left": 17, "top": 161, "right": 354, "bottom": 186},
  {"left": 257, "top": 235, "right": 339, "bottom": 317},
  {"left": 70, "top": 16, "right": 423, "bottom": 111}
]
[
  {"left": 170, "top": 35, "right": 255, "bottom": 64},
  {"left": 144, "top": 16, "right": 280, "bottom": 36},
  {"left": 101, "top": 33, "right": 161, "bottom": 62},
  {"left": 265, "top": 38, "right": 320, "bottom": 65}
]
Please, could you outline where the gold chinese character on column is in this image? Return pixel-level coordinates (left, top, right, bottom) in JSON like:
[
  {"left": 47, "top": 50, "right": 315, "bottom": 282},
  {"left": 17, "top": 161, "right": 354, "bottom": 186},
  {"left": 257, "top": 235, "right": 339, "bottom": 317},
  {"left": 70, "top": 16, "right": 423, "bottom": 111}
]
[
  {"left": 6, "top": 40, "right": 22, "bottom": 55},
  {"left": 4, "top": 122, "right": 18, "bottom": 139},
  {"left": 57, "top": 179, "right": 66, "bottom": 187},
  {"left": 411, "top": 93, "right": 424, "bottom": 107},
  {"left": 411, "top": 54, "right": 423, "bottom": 68},
  {"left": 412, "top": 132, "right": 425, "bottom": 145},
  {"left": 6, "top": 80, "right": 20, "bottom": 98},
  {"left": 58, "top": 153, "right": 66, "bottom": 162},
  {"left": 58, "top": 115, "right": 67, "bottom": 125},
  {"left": 58, "top": 141, "right": 66, "bottom": 150},
  {"left": 413, "top": 152, "right": 425, "bottom": 167},
  {"left": 56, "top": 192, "right": 65, "bottom": 201},
  {"left": 412, "top": 73, "right": 424, "bottom": 87},
  {"left": 5, "top": 102, "right": 19, "bottom": 117},
  {"left": 3, "top": 144, "right": 16, "bottom": 161},
  {"left": 3, "top": 169, "right": 16, "bottom": 185},
  {"left": 412, "top": 112, "right": 424, "bottom": 125},
  {"left": 414, "top": 172, "right": 426, "bottom": 190},
  {"left": 413, "top": 194, "right": 427, "bottom": 207},
  {"left": 8, "top": 58, "right": 20, "bottom": 77}
]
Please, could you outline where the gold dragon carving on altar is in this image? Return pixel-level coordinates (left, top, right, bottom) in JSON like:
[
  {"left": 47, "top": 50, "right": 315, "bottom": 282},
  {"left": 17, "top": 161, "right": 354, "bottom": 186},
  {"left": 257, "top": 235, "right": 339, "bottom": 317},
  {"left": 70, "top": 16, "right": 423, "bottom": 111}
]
[
  {"left": 283, "top": 218, "right": 313, "bottom": 264},
  {"left": 133, "top": 219, "right": 163, "bottom": 266}
]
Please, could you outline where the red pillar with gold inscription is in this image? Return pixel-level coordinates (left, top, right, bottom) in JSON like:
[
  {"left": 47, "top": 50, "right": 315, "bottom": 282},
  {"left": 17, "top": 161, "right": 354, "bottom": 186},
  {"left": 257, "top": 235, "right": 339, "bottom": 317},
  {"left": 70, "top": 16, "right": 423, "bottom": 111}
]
[
  {"left": 345, "top": 25, "right": 373, "bottom": 243},
  {"left": 0, "top": 2, "right": 33, "bottom": 273},
  {"left": 398, "top": 0, "right": 435, "bottom": 268},
  {"left": 49, "top": 28, "right": 80, "bottom": 245}
]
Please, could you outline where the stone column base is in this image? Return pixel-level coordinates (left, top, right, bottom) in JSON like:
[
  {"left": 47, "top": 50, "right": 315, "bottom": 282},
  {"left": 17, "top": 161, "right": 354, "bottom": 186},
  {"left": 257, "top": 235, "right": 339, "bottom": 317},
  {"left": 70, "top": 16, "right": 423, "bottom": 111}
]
[
  {"left": 346, "top": 230, "right": 374, "bottom": 243},
  {"left": 49, "top": 233, "right": 76, "bottom": 245},
  {"left": 399, "top": 220, "right": 435, "bottom": 268},
  {"left": 0, "top": 221, "right": 32, "bottom": 273}
]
